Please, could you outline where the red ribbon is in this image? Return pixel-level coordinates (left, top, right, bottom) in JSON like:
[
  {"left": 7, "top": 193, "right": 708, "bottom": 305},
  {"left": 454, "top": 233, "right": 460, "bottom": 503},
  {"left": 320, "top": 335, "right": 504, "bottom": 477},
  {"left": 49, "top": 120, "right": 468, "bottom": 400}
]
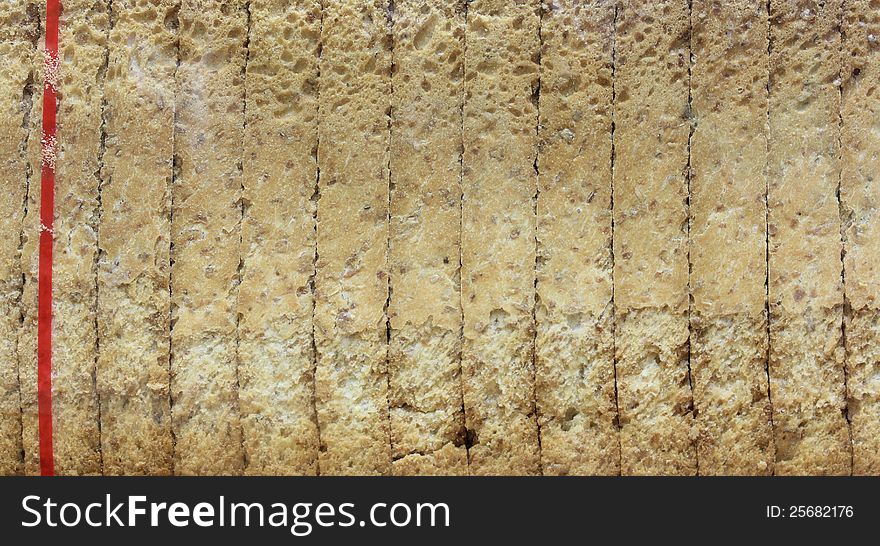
[{"left": 38, "top": 0, "right": 62, "bottom": 477}]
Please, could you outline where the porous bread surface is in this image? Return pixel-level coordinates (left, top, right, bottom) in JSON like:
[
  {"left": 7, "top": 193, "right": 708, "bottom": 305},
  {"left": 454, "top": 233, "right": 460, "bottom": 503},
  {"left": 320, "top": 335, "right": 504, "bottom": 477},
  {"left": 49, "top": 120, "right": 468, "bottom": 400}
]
[
  {"left": 690, "top": 0, "right": 769, "bottom": 318},
  {"left": 388, "top": 0, "right": 468, "bottom": 476},
  {"left": 769, "top": 310, "right": 850, "bottom": 475},
  {"left": 19, "top": 0, "right": 108, "bottom": 476},
  {"left": 690, "top": 314, "right": 774, "bottom": 474},
  {"left": 616, "top": 309, "right": 695, "bottom": 475},
  {"left": 3, "top": 0, "right": 880, "bottom": 477},
  {"left": 613, "top": 0, "right": 696, "bottom": 475},
  {"left": 171, "top": 0, "right": 248, "bottom": 475},
  {"left": 612, "top": 0, "right": 690, "bottom": 314},
  {"left": 535, "top": 0, "right": 618, "bottom": 476},
  {"left": 689, "top": 0, "right": 775, "bottom": 475},
  {"left": 388, "top": 328, "right": 468, "bottom": 475},
  {"left": 16, "top": 11, "right": 43, "bottom": 478},
  {"left": 0, "top": 0, "right": 38, "bottom": 476},
  {"left": 768, "top": 0, "right": 844, "bottom": 314},
  {"left": 0, "top": 1, "right": 39, "bottom": 44},
  {"left": 845, "top": 309, "right": 880, "bottom": 475},
  {"left": 461, "top": 0, "right": 541, "bottom": 476},
  {"left": 238, "top": 0, "right": 322, "bottom": 476},
  {"left": 391, "top": 442, "right": 468, "bottom": 476},
  {"left": 768, "top": 0, "right": 851, "bottom": 475},
  {"left": 97, "top": 0, "right": 177, "bottom": 476},
  {"left": 841, "top": 0, "right": 880, "bottom": 475},
  {"left": 842, "top": 1, "right": 880, "bottom": 311},
  {"left": 314, "top": 0, "right": 393, "bottom": 476},
  {"left": 536, "top": 312, "right": 617, "bottom": 475}
]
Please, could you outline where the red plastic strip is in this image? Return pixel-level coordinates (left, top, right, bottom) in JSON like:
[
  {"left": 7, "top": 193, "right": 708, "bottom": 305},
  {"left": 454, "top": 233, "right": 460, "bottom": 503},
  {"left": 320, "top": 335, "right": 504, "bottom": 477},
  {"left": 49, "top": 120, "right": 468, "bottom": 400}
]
[{"left": 38, "top": 0, "right": 62, "bottom": 477}]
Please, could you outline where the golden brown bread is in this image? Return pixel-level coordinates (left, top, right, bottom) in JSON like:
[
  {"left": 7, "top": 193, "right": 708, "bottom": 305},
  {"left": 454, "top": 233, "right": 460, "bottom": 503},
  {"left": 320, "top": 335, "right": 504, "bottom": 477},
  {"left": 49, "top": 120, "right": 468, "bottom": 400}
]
[
  {"left": 841, "top": 0, "right": 880, "bottom": 476},
  {"left": 388, "top": 0, "right": 468, "bottom": 476},
  {"left": 613, "top": 0, "right": 697, "bottom": 476},
  {"left": 19, "top": 0, "right": 108, "bottom": 476},
  {"left": 97, "top": 0, "right": 177, "bottom": 476},
  {"left": 461, "top": 0, "right": 542, "bottom": 476},
  {"left": 170, "top": 0, "right": 248, "bottom": 475},
  {"left": 767, "top": 0, "right": 851, "bottom": 476},
  {"left": 0, "top": 0, "right": 39, "bottom": 476},
  {"left": 238, "top": 0, "right": 322, "bottom": 476},
  {"left": 2, "top": 0, "right": 879, "bottom": 477},
  {"left": 689, "top": 0, "right": 774, "bottom": 475},
  {"left": 314, "top": 0, "right": 393, "bottom": 476},
  {"left": 535, "top": 0, "right": 618, "bottom": 476}
]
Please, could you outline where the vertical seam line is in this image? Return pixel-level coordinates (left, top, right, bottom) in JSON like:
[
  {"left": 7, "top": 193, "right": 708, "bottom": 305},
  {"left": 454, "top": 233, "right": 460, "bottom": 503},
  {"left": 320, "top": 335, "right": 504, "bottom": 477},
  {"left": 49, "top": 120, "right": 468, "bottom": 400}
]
[
  {"left": 764, "top": 0, "right": 777, "bottom": 477},
  {"left": 311, "top": 0, "right": 325, "bottom": 477},
  {"left": 837, "top": 0, "right": 855, "bottom": 475},
  {"left": 531, "top": 0, "right": 544, "bottom": 477},
  {"left": 685, "top": 0, "right": 699, "bottom": 477},
  {"left": 609, "top": 1, "right": 622, "bottom": 477},
  {"left": 457, "top": 0, "right": 471, "bottom": 469},
  {"left": 233, "top": 0, "right": 253, "bottom": 475},
  {"left": 168, "top": 0, "right": 181, "bottom": 477},
  {"left": 92, "top": 0, "right": 115, "bottom": 476},
  {"left": 384, "top": 0, "right": 396, "bottom": 474}
]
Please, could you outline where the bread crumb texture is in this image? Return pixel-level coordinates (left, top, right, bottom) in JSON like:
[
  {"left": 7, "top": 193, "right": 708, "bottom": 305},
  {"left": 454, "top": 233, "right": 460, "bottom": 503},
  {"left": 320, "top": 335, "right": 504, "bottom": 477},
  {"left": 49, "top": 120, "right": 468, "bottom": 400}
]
[{"left": 0, "top": 0, "right": 877, "bottom": 475}]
